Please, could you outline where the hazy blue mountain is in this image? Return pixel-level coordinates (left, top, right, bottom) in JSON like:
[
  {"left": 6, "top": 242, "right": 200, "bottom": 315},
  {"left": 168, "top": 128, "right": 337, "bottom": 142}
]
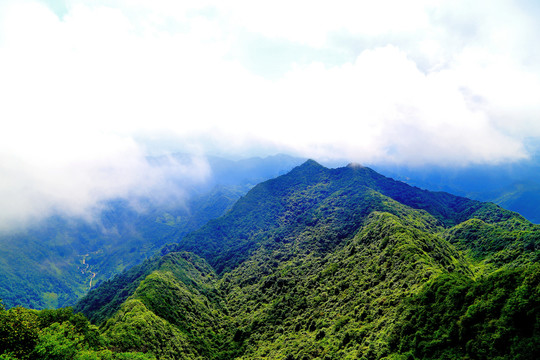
[{"left": 370, "top": 155, "right": 540, "bottom": 223}]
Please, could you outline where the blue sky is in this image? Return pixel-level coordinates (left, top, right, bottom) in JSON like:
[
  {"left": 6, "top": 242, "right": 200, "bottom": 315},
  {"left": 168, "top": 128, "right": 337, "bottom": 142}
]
[{"left": 0, "top": 0, "right": 539, "bottom": 228}]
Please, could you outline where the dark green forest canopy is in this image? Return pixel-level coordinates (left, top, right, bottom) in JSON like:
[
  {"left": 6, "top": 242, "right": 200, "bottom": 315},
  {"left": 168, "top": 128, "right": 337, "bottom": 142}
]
[
  {"left": 168, "top": 160, "right": 527, "bottom": 273},
  {"left": 3, "top": 160, "right": 539, "bottom": 359}
]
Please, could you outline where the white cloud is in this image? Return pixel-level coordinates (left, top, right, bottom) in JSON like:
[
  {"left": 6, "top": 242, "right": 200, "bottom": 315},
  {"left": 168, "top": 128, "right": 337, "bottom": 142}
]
[
  {"left": 0, "top": 0, "right": 539, "bottom": 228},
  {"left": 0, "top": 128, "right": 210, "bottom": 231}
]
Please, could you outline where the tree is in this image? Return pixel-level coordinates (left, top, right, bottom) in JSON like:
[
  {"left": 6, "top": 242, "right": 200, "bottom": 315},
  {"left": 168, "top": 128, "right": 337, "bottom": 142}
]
[{"left": 0, "top": 306, "right": 39, "bottom": 359}]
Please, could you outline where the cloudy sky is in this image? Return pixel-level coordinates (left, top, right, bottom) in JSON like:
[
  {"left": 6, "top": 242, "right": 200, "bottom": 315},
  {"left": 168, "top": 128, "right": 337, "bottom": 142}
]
[{"left": 1, "top": 0, "right": 540, "bottom": 229}]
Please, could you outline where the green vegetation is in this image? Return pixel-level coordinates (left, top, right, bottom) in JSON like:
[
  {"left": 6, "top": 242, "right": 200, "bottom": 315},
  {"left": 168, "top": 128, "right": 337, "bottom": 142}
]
[
  {"left": 444, "top": 215, "right": 540, "bottom": 267},
  {"left": 0, "top": 189, "right": 242, "bottom": 310},
  {"left": 0, "top": 303, "right": 154, "bottom": 359},
  {"left": 216, "top": 211, "right": 471, "bottom": 359},
  {"left": 2, "top": 160, "right": 539, "bottom": 359},
  {"left": 389, "top": 265, "right": 539, "bottom": 359},
  {"left": 0, "top": 155, "right": 303, "bottom": 310}
]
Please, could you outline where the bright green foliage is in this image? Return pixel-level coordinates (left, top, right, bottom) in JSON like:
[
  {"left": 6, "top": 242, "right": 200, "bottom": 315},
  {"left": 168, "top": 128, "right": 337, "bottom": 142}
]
[
  {"left": 100, "top": 252, "right": 232, "bottom": 359},
  {"left": 217, "top": 212, "right": 471, "bottom": 359},
  {"left": 0, "top": 155, "right": 300, "bottom": 310},
  {"left": 71, "top": 161, "right": 539, "bottom": 359},
  {"left": 0, "top": 306, "right": 39, "bottom": 359},
  {"left": 0, "top": 304, "right": 153, "bottom": 359},
  {"left": 76, "top": 252, "right": 220, "bottom": 325},
  {"left": 33, "top": 321, "right": 89, "bottom": 359},
  {"left": 0, "top": 185, "right": 245, "bottom": 310},
  {"left": 389, "top": 265, "right": 540, "bottom": 359},
  {"left": 7, "top": 160, "right": 540, "bottom": 359},
  {"left": 444, "top": 216, "right": 540, "bottom": 266},
  {"left": 101, "top": 299, "right": 191, "bottom": 359},
  {"left": 0, "top": 354, "right": 18, "bottom": 360}
]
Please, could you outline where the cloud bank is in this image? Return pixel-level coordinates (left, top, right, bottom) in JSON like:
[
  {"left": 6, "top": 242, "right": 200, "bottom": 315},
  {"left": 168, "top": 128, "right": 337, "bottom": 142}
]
[{"left": 0, "top": 0, "right": 539, "bottom": 229}]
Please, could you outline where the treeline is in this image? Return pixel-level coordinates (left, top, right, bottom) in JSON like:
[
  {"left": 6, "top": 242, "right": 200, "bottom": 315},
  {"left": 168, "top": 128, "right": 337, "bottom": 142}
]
[
  {"left": 0, "top": 303, "right": 154, "bottom": 359},
  {"left": 389, "top": 265, "right": 540, "bottom": 359}
]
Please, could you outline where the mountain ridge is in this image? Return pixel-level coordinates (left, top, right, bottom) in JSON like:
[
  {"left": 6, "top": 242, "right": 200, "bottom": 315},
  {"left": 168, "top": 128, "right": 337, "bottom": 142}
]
[
  {"left": 70, "top": 159, "right": 539, "bottom": 359},
  {"left": 169, "top": 160, "right": 522, "bottom": 273},
  {"left": 2, "top": 159, "right": 537, "bottom": 359}
]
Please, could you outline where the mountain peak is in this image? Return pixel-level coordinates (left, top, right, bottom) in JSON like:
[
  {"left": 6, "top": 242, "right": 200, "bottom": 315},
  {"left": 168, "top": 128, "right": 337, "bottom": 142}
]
[
  {"left": 301, "top": 159, "right": 325, "bottom": 168},
  {"left": 287, "top": 159, "right": 327, "bottom": 178},
  {"left": 71, "top": 154, "right": 538, "bottom": 360},
  {"left": 347, "top": 162, "right": 364, "bottom": 169}
]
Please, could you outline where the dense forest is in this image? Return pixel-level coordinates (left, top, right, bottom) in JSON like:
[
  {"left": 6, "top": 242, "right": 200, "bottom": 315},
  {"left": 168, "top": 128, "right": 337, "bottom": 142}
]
[
  {"left": 0, "top": 155, "right": 304, "bottom": 310},
  {"left": 2, "top": 161, "right": 538, "bottom": 359}
]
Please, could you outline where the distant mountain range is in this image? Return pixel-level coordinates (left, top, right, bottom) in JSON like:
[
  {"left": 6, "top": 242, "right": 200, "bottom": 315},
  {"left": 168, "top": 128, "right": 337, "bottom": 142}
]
[{"left": 371, "top": 156, "right": 540, "bottom": 223}]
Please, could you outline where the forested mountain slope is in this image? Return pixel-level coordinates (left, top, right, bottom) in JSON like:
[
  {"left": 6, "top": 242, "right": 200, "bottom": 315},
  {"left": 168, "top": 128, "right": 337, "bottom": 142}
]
[
  {"left": 372, "top": 156, "right": 540, "bottom": 224},
  {"left": 170, "top": 160, "right": 521, "bottom": 272},
  {"left": 0, "top": 154, "right": 304, "bottom": 310},
  {"left": 70, "top": 160, "right": 539, "bottom": 360}
]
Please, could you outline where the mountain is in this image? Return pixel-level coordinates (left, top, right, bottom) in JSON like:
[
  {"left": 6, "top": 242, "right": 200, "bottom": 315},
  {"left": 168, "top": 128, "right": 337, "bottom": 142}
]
[
  {"left": 0, "top": 154, "right": 305, "bottom": 310},
  {"left": 370, "top": 155, "right": 540, "bottom": 223},
  {"left": 67, "top": 160, "right": 539, "bottom": 360}
]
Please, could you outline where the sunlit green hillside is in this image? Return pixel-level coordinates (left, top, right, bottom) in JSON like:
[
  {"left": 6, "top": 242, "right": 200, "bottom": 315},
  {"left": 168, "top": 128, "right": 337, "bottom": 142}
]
[{"left": 2, "top": 161, "right": 538, "bottom": 359}]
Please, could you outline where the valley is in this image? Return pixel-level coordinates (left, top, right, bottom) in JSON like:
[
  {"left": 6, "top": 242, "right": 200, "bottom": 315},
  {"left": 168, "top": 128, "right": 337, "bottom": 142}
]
[
  {"left": 80, "top": 254, "right": 97, "bottom": 290},
  {"left": 0, "top": 154, "right": 305, "bottom": 310}
]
